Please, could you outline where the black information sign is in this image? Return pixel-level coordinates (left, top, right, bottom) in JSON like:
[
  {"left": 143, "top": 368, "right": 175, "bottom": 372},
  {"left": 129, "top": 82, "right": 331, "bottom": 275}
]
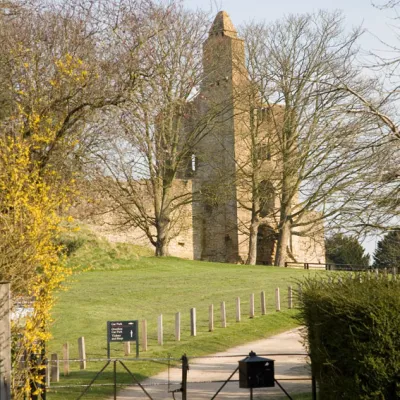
[{"left": 107, "top": 320, "right": 139, "bottom": 358}]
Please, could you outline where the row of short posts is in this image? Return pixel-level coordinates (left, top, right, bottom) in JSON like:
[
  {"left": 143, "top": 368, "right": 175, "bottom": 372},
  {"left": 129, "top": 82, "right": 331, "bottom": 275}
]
[
  {"left": 157, "top": 287, "right": 295, "bottom": 344},
  {"left": 46, "top": 338, "right": 85, "bottom": 385},
  {"left": 325, "top": 267, "right": 399, "bottom": 286},
  {"left": 49, "top": 287, "right": 296, "bottom": 381}
]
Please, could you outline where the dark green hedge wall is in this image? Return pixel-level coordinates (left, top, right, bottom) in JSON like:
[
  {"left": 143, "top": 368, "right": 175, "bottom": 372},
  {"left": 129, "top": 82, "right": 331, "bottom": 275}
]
[{"left": 298, "top": 274, "right": 400, "bottom": 399}]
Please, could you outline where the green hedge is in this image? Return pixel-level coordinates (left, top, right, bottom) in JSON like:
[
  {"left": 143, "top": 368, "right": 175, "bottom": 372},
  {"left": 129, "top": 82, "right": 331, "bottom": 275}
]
[{"left": 298, "top": 274, "right": 400, "bottom": 399}]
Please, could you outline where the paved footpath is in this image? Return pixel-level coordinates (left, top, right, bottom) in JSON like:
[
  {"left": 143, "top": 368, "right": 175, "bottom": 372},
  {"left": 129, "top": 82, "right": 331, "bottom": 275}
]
[{"left": 112, "top": 328, "right": 310, "bottom": 400}]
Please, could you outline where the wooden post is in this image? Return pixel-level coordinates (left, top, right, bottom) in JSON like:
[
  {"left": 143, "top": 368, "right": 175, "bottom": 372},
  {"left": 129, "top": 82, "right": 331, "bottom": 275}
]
[
  {"left": 288, "top": 286, "right": 293, "bottom": 309},
  {"left": 249, "top": 293, "right": 255, "bottom": 318},
  {"left": 78, "top": 336, "right": 86, "bottom": 370},
  {"left": 260, "top": 291, "right": 266, "bottom": 315},
  {"left": 297, "top": 283, "right": 302, "bottom": 301},
  {"left": 209, "top": 304, "right": 214, "bottom": 332},
  {"left": 275, "top": 288, "right": 281, "bottom": 312},
  {"left": 123, "top": 342, "right": 131, "bottom": 356},
  {"left": 158, "top": 315, "right": 163, "bottom": 345},
  {"left": 0, "top": 282, "right": 11, "bottom": 400},
  {"left": 175, "top": 312, "right": 181, "bottom": 341},
  {"left": 236, "top": 297, "right": 241, "bottom": 322},
  {"left": 220, "top": 301, "right": 226, "bottom": 328},
  {"left": 141, "top": 320, "right": 148, "bottom": 351},
  {"left": 190, "top": 308, "right": 196, "bottom": 337},
  {"left": 50, "top": 353, "right": 59, "bottom": 383},
  {"left": 62, "top": 343, "right": 70, "bottom": 376}
]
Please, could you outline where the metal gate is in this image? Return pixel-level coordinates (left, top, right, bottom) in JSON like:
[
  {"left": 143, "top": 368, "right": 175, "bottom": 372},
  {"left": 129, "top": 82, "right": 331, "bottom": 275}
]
[{"left": 45, "top": 352, "right": 316, "bottom": 399}]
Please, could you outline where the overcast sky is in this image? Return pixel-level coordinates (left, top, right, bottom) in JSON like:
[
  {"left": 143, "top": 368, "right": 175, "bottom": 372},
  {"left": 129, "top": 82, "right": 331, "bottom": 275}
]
[{"left": 183, "top": 0, "right": 396, "bottom": 256}]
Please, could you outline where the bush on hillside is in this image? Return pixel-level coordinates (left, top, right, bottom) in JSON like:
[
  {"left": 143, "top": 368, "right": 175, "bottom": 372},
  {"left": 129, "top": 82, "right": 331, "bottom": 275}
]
[
  {"left": 325, "top": 233, "right": 370, "bottom": 266},
  {"left": 298, "top": 275, "right": 400, "bottom": 399},
  {"left": 373, "top": 231, "right": 400, "bottom": 269}
]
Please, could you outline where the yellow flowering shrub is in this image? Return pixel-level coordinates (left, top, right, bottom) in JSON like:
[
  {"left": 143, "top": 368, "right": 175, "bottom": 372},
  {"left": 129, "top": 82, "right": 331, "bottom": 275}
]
[{"left": 0, "top": 51, "right": 89, "bottom": 399}]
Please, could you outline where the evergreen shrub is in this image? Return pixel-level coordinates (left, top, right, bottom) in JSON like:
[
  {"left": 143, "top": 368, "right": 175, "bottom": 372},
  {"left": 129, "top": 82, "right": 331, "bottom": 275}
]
[{"left": 298, "top": 274, "right": 400, "bottom": 399}]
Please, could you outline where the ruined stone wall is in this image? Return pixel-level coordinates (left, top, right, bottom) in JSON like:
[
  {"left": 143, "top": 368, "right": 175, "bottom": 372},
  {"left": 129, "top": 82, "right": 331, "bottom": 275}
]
[
  {"left": 74, "top": 180, "right": 194, "bottom": 259},
  {"left": 290, "top": 212, "right": 326, "bottom": 264}
]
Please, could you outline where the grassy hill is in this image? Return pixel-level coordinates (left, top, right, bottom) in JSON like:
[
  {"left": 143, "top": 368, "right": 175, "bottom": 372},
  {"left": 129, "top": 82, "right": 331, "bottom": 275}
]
[{"left": 47, "top": 228, "right": 322, "bottom": 399}]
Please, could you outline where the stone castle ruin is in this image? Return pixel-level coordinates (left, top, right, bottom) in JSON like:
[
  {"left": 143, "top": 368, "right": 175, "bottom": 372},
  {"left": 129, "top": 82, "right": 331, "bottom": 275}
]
[{"left": 87, "top": 11, "right": 325, "bottom": 265}]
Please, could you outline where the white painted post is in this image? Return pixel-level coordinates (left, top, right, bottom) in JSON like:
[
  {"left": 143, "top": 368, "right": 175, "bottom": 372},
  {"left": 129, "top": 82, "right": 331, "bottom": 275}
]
[
  {"left": 375, "top": 268, "right": 379, "bottom": 279},
  {"left": 288, "top": 286, "right": 293, "bottom": 309},
  {"left": 78, "top": 337, "right": 86, "bottom": 370},
  {"left": 236, "top": 297, "right": 241, "bottom": 322},
  {"left": 249, "top": 293, "right": 255, "bottom": 318},
  {"left": 158, "top": 315, "right": 163, "bottom": 345},
  {"left": 220, "top": 301, "right": 227, "bottom": 328},
  {"left": 63, "top": 343, "right": 69, "bottom": 376},
  {"left": 260, "top": 291, "right": 266, "bottom": 315},
  {"left": 275, "top": 288, "right": 281, "bottom": 312},
  {"left": 123, "top": 342, "right": 131, "bottom": 356},
  {"left": 175, "top": 312, "right": 181, "bottom": 341},
  {"left": 0, "top": 282, "right": 11, "bottom": 400},
  {"left": 190, "top": 308, "right": 197, "bottom": 337},
  {"left": 209, "top": 304, "right": 214, "bottom": 332},
  {"left": 50, "top": 353, "right": 59, "bottom": 383},
  {"left": 141, "top": 320, "right": 148, "bottom": 351}
]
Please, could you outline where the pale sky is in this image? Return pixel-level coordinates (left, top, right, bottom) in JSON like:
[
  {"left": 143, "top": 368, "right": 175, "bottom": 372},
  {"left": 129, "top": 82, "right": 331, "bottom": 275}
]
[
  {"left": 183, "top": 0, "right": 396, "bottom": 257},
  {"left": 184, "top": 0, "right": 398, "bottom": 62}
]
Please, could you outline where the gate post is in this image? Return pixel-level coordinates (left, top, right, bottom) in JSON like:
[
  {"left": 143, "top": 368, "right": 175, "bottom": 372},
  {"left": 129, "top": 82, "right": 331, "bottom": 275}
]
[
  {"left": 181, "top": 354, "right": 189, "bottom": 400},
  {"left": 113, "top": 359, "right": 117, "bottom": 400},
  {"left": 0, "top": 282, "right": 11, "bottom": 400}
]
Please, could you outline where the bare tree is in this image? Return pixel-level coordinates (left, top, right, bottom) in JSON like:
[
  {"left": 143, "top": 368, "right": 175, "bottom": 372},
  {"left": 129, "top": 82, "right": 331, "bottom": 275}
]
[
  {"left": 237, "top": 12, "right": 377, "bottom": 266},
  {"left": 323, "top": 1, "right": 400, "bottom": 234},
  {"left": 0, "top": 0, "right": 155, "bottom": 181},
  {"left": 88, "top": 3, "right": 229, "bottom": 256}
]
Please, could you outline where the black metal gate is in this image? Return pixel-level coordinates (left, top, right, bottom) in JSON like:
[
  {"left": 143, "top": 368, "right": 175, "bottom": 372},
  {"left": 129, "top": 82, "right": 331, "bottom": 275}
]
[{"left": 45, "top": 352, "right": 315, "bottom": 400}]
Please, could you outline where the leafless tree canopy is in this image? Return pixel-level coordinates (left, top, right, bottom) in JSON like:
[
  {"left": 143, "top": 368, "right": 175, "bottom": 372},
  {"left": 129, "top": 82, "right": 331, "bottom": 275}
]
[{"left": 237, "top": 11, "right": 388, "bottom": 265}]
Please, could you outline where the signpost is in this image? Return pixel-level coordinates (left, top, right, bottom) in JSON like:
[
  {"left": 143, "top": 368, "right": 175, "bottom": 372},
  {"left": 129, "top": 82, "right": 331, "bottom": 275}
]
[{"left": 107, "top": 321, "right": 139, "bottom": 358}]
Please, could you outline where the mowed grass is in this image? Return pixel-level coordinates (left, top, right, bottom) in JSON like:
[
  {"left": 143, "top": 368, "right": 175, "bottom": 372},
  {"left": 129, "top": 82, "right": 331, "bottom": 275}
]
[{"left": 47, "top": 230, "right": 322, "bottom": 399}]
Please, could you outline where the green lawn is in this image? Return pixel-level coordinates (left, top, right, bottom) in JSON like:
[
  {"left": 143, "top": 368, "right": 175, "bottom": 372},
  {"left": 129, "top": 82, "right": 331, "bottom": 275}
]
[{"left": 47, "top": 231, "right": 322, "bottom": 399}]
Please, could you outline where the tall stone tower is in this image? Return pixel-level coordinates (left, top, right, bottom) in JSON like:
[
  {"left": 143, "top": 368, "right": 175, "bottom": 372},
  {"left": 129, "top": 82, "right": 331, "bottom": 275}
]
[{"left": 191, "top": 11, "right": 248, "bottom": 263}]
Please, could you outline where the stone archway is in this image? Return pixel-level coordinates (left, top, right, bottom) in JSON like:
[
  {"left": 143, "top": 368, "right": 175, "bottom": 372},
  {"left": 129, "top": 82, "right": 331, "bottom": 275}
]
[{"left": 256, "top": 225, "right": 276, "bottom": 265}]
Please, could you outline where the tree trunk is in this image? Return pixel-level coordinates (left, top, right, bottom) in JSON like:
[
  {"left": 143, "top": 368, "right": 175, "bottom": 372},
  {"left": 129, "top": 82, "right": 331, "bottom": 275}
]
[
  {"left": 155, "top": 240, "right": 168, "bottom": 256},
  {"left": 246, "top": 220, "right": 259, "bottom": 265},
  {"left": 274, "top": 218, "right": 291, "bottom": 267},
  {"left": 155, "top": 214, "right": 170, "bottom": 257}
]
